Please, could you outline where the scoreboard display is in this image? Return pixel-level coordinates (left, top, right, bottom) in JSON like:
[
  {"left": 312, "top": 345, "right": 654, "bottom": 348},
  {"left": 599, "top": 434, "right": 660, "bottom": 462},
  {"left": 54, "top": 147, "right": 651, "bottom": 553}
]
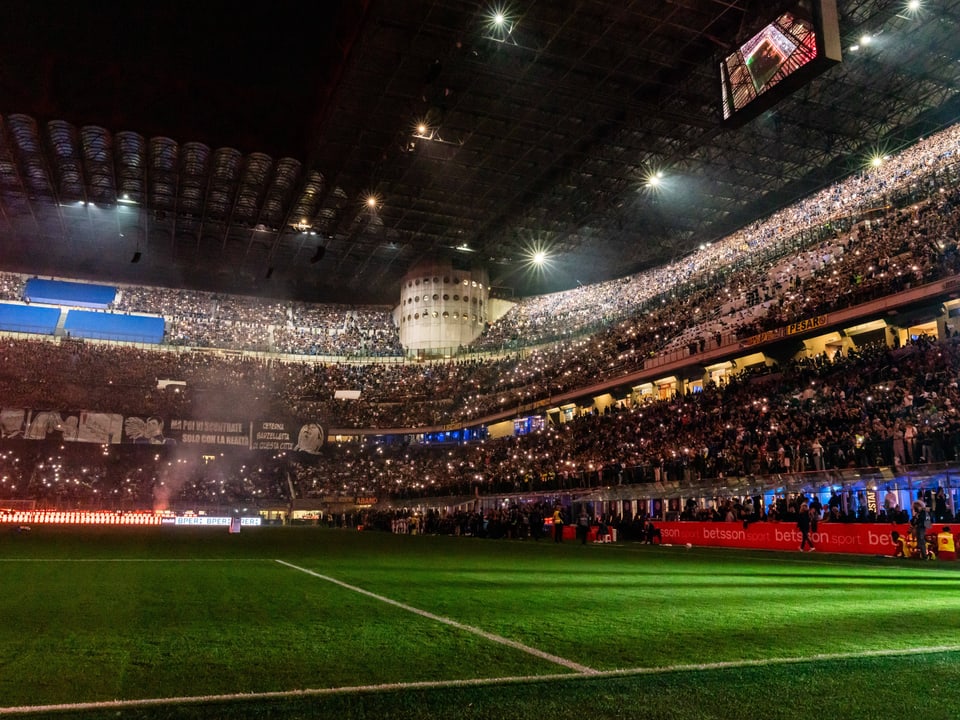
[{"left": 720, "top": 0, "right": 841, "bottom": 126}]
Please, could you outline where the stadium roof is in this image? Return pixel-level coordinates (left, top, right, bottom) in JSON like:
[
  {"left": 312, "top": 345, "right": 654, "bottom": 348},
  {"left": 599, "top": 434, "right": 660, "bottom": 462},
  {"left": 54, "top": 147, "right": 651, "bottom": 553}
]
[{"left": 0, "top": 0, "right": 957, "bottom": 305}]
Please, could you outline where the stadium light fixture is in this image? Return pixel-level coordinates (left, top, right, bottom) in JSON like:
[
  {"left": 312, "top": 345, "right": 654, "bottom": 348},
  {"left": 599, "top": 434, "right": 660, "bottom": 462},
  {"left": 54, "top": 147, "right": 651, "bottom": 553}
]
[
  {"left": 896, "top": 1, "right": 922, "bottom": 19},
  {"left": 644, "top": 170, "right": 665, "bottom": 189},
  {"left": 519, "top": 237, "right": 554, "bottom": 277},
  {"left": 413, "top": 119, "right": 432, "bottom": 139},
  {"left": 485, "top": 4, "right": 515, "bottom": 42}
]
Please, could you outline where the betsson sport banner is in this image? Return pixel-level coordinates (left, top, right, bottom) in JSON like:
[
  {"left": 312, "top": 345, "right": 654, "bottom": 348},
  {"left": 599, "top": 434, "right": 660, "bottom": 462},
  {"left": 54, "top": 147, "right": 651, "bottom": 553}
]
[{"left": 657, "top": 521, "right": 943, "bottom": 555}]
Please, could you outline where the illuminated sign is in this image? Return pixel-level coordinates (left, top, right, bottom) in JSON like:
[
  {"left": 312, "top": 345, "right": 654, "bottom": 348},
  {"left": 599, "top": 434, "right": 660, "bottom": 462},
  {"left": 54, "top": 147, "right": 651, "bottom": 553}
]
[
  {"left": 786, "top": 315, "right": 827, "bottom": 335},
  {"left": 173, "top": 516, "right": 262, "bottom": 527}
]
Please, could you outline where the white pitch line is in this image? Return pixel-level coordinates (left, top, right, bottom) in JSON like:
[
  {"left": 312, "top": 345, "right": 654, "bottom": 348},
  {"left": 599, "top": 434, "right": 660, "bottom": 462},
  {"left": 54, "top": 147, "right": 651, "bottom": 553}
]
[
  {"left": 601, "top": 643, "right": 960, "bottom": 676},
  {"left": 274, "top": 558, "right": 596, "bottom": 674},
  {"left": 0, "top": 558, "right": 264, "bottom": 562},
  {"left": 2, "top": 644, "right": 959, "bottom": 716}
]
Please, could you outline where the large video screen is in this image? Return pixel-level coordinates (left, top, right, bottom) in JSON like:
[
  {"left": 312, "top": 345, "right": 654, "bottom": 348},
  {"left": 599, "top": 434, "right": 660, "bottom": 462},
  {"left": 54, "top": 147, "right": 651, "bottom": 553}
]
[{"left": 720, "top": 0, "right": 841, "bottom": 125}]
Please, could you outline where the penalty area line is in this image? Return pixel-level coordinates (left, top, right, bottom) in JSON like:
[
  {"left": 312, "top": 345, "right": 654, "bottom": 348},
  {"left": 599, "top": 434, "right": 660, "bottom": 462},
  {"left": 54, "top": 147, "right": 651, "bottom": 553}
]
[
  {"left": 274, "top": 559, "right": 597, "bottom": 674},
  {"left": 2, "top": 644, "right": 959, "bottom": 716}
]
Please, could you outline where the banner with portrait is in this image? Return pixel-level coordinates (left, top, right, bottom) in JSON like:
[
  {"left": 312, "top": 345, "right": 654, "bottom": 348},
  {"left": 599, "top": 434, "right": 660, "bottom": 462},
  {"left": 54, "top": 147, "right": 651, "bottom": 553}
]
[{"left": 250, "top": 419, "right": 325, "bottom": 453}]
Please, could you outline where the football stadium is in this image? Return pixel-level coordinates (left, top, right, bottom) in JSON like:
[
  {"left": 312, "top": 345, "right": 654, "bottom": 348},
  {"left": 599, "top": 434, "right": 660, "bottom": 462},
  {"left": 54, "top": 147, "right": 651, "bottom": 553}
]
[{"left": 1, "top": 1, "right": 960, "bottom": 718}]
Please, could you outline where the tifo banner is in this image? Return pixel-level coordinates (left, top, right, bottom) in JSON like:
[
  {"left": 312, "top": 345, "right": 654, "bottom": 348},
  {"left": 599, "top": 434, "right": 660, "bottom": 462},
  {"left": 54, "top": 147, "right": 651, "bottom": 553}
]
[
  {"left": 122, "top": 416, "right": 177, "bottom": 445},
  {"left": 7, "top": 409, "right": 124, "bottom": 443},
  {"left": 250, "top": 420, "right": 297, "bottom": 451},
  {"left": 0, "top": 409, "right": 326, "bottom": 451},
  {"left": 250, "top": 419, "right": 325, "bottom": 453},
  {"left": 165, "top": 419, "right": 250, "bottom": 447},
  {"left": 73, "top": 412, "right": 125, "bottom": 443},
  {"left": 0, "top": 408, "right": 26, "bottom": 438},
  {"left": 657, "top": 521, "right": 946, "bottom": 555},
  {"left": 292, "top": 421, "right": 325, "bottom": 453}
]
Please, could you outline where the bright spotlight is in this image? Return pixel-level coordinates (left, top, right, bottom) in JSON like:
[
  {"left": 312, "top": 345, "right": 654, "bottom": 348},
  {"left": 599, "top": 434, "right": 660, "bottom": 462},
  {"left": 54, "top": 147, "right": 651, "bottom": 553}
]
[
  {"left": 366, "top": 195, "right": 378, "bottom": 209},
  {"left": 907, "top": 0, "right": 920, "bottom": 10},
  {"left": 521, "top": 238, "right": 554, "bottom": 276},
  {"left": 865, "top": 145, "right": 893, "bottom": 169},
  {"left": 485, "top": 4, "right": 514, "bottom": 40}
]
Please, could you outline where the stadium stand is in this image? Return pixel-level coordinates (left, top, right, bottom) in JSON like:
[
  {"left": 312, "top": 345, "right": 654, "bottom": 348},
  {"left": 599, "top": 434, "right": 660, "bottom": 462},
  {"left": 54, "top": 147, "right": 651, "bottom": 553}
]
[{"left": 0, "top": 121, "right": 959, "bottom": 528}]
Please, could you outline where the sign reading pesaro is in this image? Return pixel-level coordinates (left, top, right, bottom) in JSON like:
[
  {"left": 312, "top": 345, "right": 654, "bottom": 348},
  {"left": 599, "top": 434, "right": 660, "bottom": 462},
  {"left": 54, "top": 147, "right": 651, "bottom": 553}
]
[{"left": 741, "top": 314, "right": 828, "bottom": 347}]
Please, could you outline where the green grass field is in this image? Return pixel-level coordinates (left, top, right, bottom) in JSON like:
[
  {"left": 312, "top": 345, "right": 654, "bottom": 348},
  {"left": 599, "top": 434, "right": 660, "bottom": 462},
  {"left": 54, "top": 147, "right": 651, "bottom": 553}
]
[{"left": 1, "top": 526, "right": 959, "bottom": 720}]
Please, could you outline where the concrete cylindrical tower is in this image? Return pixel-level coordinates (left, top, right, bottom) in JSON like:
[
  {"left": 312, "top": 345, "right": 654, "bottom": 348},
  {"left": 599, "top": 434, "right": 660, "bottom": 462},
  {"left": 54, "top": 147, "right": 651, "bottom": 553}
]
[{"left": 397, "top": 259, "right": 489, "bottom": 355}]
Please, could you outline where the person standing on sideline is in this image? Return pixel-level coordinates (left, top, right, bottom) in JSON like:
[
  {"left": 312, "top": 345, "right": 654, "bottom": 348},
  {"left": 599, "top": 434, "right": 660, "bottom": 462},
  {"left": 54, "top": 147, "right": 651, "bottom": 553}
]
[
  {"left": 552, "top": 505, "right": 564, "bottom": 543},
  {"left": 910, "top": 500, "right": 931, "bottom": 559},
  {"left": 797, "top": 501, "right": 816, "bottom": 552},
  {"left": 936, "top": 526, "right": 956, "bottom": 561},
  {"left": 530, "top": 505, "right": 543, "bottom": 541},
  {"left": 577, "top": 507, "right": 590, "bottom": 545}
]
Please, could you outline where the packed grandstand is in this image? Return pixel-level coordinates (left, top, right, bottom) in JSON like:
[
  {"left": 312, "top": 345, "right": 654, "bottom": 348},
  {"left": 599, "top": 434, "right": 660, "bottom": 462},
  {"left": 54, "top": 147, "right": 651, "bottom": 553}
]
[{"left": 0, "top": 120, "right": 959, "bottom": 524}]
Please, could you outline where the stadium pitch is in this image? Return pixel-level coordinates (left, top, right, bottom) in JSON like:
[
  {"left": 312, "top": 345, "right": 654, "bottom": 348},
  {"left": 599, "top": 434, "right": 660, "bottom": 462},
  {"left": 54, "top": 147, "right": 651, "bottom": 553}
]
[{"left": 1, "top": 525, "right": 958, "bottom": 719}]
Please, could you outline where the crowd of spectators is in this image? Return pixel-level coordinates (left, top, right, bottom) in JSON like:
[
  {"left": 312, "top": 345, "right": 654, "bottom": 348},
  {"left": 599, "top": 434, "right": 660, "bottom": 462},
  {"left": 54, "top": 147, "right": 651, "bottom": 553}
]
[
  {"left": 361, "top": 479, "right": 957, "bottom": 541},
  {"left": 471, "top": 122, "right": 960, "bottom": 351},
  {"left": 0, "top": 134, "right": 956, "bottom": 432},
  {"left": 0, "top": 123, "right": 951, "bottom": 431},
  {"left": 678, "top": 488, "right": 931, "bottom": 526},
  {"left": 5, "top": 332, "right": 960, "bottom": 517},
  {"left": 0, "top": 122, "right": 954, "bottom": 373},
  {"left": 273, "top": 306, "right": 403, "bottom": 356},
  {"left": 0, "top": 442, "right": 287, "bottom": 510}
]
